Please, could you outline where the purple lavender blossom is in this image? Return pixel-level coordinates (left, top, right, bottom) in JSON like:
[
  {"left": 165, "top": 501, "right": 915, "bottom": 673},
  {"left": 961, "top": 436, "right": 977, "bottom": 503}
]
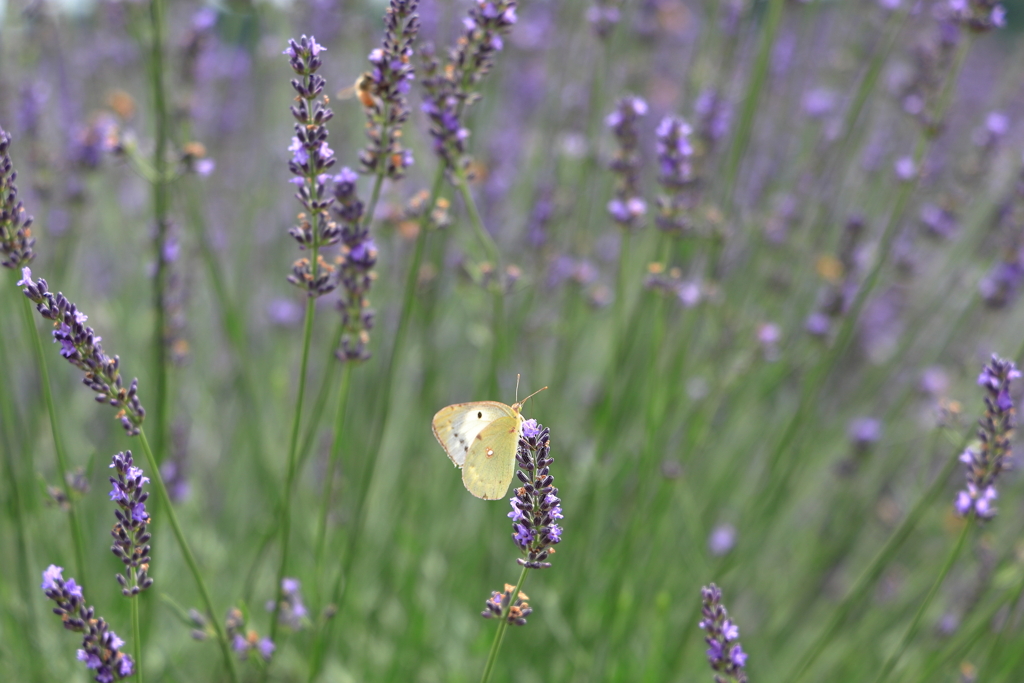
[
  {"left": 954, "top": 355, "right": 1018, "bottom": 519},
  {"left": 654, "top": 115, "right": 699, "bottom": 236},
  {"left": 332, "top": 168, "right": 376, "bottom": 363},
  {"left": 946, "top": 0, "right": 1007, "bottom": 32},
  {"left": 607, "top": 96, "right": 648, "bottom": 231},
  {"left": 109, "top": 451, "right": 154, "bottom": 596},
  {"left": 695, "top": 88, "right": 732, "bottom": 148},
  {"left": 481, "top": 583, "right": 533, "bottom": 625},
  {"left": 265, "top": 577, "right": 309, "bottom": 631},
  {"left": 359, "top": 1, "right": 420, "bottom": 180},
  {"left": 698, "top": 583, "right": 748, "bottom": 683},
  {"left": 419, "top": 0, "right": 518, "bottom": 171},
  {"left": 0, "top": 126, "right": 35, "bottom": 269},
  {"left": 41, "top": 566, "right": 135, "bottom": 681},
  {"left": 507, "top": 420, "right": 562, "bottom": 569},
  {"left": 587, "top": 1, "right": 621, "bottom": 39},
  {"left": 225, "top": 607, "right": 275, "bottom": 662},
  {"left": 18, "top": 269, "right": 146, "bottom": 436},
  {"left": 284, "top": 35, "right": 340, "bottom": 298}
]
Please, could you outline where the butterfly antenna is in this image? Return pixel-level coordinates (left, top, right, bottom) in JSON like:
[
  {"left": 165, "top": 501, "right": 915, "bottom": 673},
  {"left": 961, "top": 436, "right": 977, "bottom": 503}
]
[
  {"left": 515, "top": 374, "right": 522, "bottom": 402},
  {"left": 516, "top": 386, "right": 548, "bottom": 409}
]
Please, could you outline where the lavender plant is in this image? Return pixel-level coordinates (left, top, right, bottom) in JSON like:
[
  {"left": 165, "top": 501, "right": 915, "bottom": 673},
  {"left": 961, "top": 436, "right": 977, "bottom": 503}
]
[{"left": 699, "top": 584, "right": 748, "bottom": 683}]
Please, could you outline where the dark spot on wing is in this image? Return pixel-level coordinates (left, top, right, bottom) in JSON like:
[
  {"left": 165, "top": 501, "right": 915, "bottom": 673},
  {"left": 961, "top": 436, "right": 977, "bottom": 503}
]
[
  {"left": 476, "top": 433, "right": 483, "bottom": 440},
  {"left": 477, "top": 411, "right": 482, "bottom": 418}
]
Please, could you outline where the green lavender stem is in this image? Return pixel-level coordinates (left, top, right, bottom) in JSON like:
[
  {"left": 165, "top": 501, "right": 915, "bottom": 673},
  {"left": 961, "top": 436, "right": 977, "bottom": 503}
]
[
  {"left": 870, "top": 517, "right": 973, "bottom": 683},
  {"left": 313, "top": 363, "right": 354, "bottom": 596},
  {"left": 479, "top": 565, "right": 530, "bottom": 683},
  {"left": 147, "top": 0, "right": 172, "bottom": 463},
  {"left": 789, "top": 430, "right": 967, "bottom": 682},
  {"left": 136, "top": 429, "right": 239, "bottom": 683},
  {"left": 131, "top": 596, "right": 143, "bottom": 683},
  {"left": 306, "top": 166, "right": 445, "bottom": 683},
  {"left": 268, "top": 292, "right": 317, "bottom": 650},
  {"left": 21, "top": 293, "right": 87, "bottom": 586}
]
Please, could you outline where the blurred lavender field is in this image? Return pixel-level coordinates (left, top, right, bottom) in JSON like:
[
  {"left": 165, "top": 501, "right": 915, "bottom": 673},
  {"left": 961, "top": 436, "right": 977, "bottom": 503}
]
[{"left": 3, "top": 0, "right": 1024, "bottom": 681}]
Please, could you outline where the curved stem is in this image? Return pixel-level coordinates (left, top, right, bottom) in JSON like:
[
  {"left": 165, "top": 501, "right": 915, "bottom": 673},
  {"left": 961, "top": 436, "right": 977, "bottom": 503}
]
[
  {"left": 21, "top": 294, "right": 87, "bottom": 586},
  {"left": 479, "top": 565, "right": 530, "bottom": 683},
  {"left": 137, "top": 429, "right": 239, "bottom": 683},
  {"left": 871, "top": 517, "right": 973, "bottom": 683}
]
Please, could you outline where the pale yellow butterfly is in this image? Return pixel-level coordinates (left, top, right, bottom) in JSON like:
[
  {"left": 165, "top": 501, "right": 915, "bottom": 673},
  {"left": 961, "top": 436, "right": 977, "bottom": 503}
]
[{"left": 431, "top": 384, "right": 547, "bottom": 500}]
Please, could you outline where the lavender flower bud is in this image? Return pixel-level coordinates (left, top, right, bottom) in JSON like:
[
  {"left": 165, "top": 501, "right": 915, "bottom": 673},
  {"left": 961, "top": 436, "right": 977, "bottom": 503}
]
[
  {"left": 109, "top": 451, "right": 154, "bottom": 596},
  {"left": 360, "top": 1, "right": 420, "bottom": 180},
  {"left": 954, "top": 355, "right": 1018, "bottom": 520},
  {"left": 481, "top": 583, "right": 532, "bottom": 625},
  {"left": 225, "top": 606, "right": 276, "bottom": 663},
  {"left": 18, "top": 268, "right": 146, "bottom": 436},
  {"left": 0, "top": 126, "right": 36, "bottom": 269},
  {"left": 607, "top": 96, "right": 648, "bottom": 231},
  {"left": 946, "top": 0, "right": 1006, "bottom": 32},
  {"left": 508, "top": 420, "right": 562, "bottom": 569},
  {"left": 698, "top": 583, "right": 748, "bottom": 683},
  {"left": 40, "top": 566, "right": 135, "bottom": 681}
]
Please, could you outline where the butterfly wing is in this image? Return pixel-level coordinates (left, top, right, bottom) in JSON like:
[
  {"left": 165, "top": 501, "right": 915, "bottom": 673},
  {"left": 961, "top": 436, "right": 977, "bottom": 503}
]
[
  {"left": 463, "top": 414, "right": 523, "bottom": 500},
  {"left": 432, "top": 402, "right": 516, "bottom": 468}
]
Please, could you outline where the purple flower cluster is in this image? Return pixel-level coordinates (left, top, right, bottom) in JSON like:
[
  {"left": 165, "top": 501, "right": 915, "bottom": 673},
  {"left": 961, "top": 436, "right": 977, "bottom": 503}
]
[
  {"left": 606, "top": 96, "right": 648, "bottom": 231},
  {"left": 954, "top": 355, "right": 1018, "bottom": 520},
  {"left": 654, "top": 115, "right": 697, "bottom": 235},
  {"left": 508, "top": 420, "right": 562, "bottom": 569},
  {"left": 419, "top": 0, "right": 518, "bottom": 171},
  {"left": 265, "top": 577, "right": 309, "bottom": 631},
  {"left": 18, "top": 269, "right": 146, "bottom": 436},
  {"left": 41, "top": 565, "right": 135, "bottom": 681},
  {"left": 946, "top": 0, "right": 1007, "bottom": 32},
  {"left": 109, "top": 451, "right": 154, "bottom": 596},
  {"left": 698, "top": 583, "right": 748, "bottom": 683},
  {"left": 360, "top": 0, "right": 420, "bottom": 180},
  {"left": 481, "top": 583, "right": 532, "bottom": 625},
  {"left": 0, "top": 126, "right": 35, "bottom": 269},
  {"left": 226, "top": 607, "right": 275, "bottom": 662},
  {"left": 284, "top": 35, "right": 341, "bottom": 297},
  {"left": 586, "top": 0, "right": 621, "bottom": 39},
  {"left": 332, "top": 168, "right": 376, "bottom": 363}
]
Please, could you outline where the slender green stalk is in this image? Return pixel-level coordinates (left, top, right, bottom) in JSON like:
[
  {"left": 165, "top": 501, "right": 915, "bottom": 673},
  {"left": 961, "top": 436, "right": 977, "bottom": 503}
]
[
  {"left": 131, "top": 596, "right": 143, "bottom": 683},
  {"left": 147, "top": 0, "right": 172, "bottom": 463},
  {"left": 871, "top": 517, "right": 973, "bottom": 683},
  {"left": 313, "top": 363, "right": 354, "bottom": 595},
  {"left": 788, "top": 430, "right": 967, "bottom": 682},
  {"left": 136, "top": 429, "right": 239, "bottom": 683},
  {"left": 479, "top": 565, "right": 530, "bottom": 683},
  {"left": 718, "top": 0, "right": 785, "bottom": 208},
  {"left": 267, "top": 293, "right": 318, "bottom": 650},
  {"left": 21, "top": 294, "right": 87, "bottom": 586},
  {"left": 0, "top": 314, "right": 43, "bottom": 682},
  {"left": 306, "top": 166, "right": 445, "bottom": 682},
  {"left": 455, "top": 164, "right": 504, "bottom": 395}
]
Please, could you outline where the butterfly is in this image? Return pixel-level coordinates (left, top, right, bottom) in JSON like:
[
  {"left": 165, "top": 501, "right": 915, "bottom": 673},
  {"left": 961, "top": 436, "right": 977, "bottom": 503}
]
[{"left": 431, "top": 385, "right": 547, "bottom": 500}]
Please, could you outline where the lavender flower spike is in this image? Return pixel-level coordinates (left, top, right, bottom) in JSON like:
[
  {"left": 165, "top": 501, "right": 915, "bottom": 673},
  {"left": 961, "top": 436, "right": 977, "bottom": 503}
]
[
  {"left": 41, "top": 565, "right": 135, "bottom": 681},
  {"left": 359, "top": 0, "right": 420, "bottom": 180},
  {"left": 654, "top": 115, "right": 697, "bottom": 235},
  {"left": 284, "top": 35, "right": 340, "bottom": 297},
  {"left": 109, "top": 451, "right": 154, "bottom": 596},
  {"left": 607, "top": 96, "right": 648, "bottom": 231},
  {"left": 699, "top": 583, "right": 748, "bottom": 683},
  {"left": 419, "top": 0, "right": 518, "bottom": 171},
  {"left": 0, "top": 125, "right": 36, "bottom": 269},
  {"left": 482, "top": 583, "right": 532, "bottom": 625},
  {"left": 507, "top": 420, "right": 563, "bottom": 569},
  {"left": 954, "top": 354, "right": 1018, "bottom": 520},
  {"left": 18, "top": 269, "right": 146, "bottom": 436},
  {"left": 332, "top": 168, "right": 375, "bottom": 363}
]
